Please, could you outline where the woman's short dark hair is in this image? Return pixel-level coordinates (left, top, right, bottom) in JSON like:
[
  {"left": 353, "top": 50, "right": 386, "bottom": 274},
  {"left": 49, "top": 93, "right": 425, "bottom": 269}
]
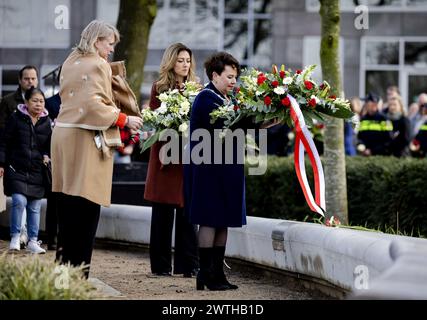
[
  {"left": 204, "top": 52, "right": 240, "bottom": 81},
  {"left": 24, "top": 86, "right": 45, "bottom": 101}
]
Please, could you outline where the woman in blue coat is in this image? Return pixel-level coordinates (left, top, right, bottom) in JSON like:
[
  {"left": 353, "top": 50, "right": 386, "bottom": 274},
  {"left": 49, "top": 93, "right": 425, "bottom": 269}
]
[{"left": 185, "top": 52, "right": 247, "bottom": 291}]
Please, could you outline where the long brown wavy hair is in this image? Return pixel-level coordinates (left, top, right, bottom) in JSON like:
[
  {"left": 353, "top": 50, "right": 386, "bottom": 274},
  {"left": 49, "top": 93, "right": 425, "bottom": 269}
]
[{"left": 156, "top": 43, "right": 197, "bottom": 94}]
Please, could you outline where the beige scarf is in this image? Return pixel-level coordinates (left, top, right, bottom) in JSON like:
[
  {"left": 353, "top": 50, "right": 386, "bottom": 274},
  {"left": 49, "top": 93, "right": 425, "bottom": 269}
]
[{"left": 57, "top": 51, "right": 142, "bottom": 158}]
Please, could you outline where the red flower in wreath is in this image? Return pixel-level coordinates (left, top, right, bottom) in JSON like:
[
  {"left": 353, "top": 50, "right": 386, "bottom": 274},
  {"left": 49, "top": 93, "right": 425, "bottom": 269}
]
[{"left": 304, "top": 80, "right": 313, "bottom": 90}]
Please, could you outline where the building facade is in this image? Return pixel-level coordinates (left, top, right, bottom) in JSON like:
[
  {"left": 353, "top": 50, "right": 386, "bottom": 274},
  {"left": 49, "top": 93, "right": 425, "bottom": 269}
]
[{"left": 1, "top": 0, "right": 426, "bottom": 107}]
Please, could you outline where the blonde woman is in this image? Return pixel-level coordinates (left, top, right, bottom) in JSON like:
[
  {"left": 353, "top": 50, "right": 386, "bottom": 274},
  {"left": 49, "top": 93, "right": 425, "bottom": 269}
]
[
  {"left": 144, "top": 43, "right": 199, "bottom": 277},
  {"left": 51, "top": 20, "right": 142, "bottom": 278},
  {"left": 385, "top": 96, "right": 410, "bottom": 157}
]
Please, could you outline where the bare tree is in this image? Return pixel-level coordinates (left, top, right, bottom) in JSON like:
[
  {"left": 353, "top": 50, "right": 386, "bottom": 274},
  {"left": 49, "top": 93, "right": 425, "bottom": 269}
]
[
  {"left": 115, "top": 0, "right": 157, "bottom": 104},
  {"left": 319, "top": 0, "right": 349, "bottom": 223}
]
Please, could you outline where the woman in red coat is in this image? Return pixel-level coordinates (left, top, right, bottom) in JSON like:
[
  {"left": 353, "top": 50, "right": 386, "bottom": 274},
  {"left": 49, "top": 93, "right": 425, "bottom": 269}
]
[{"left": 144, "top": 43, "right": 199, "bottom": 277}]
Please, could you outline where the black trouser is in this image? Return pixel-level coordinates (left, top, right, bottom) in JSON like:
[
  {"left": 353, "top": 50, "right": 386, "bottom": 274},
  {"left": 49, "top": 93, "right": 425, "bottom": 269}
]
[
  {"left": 149, "top": 203, "right": 199, "bottom": 274},
  {"left": 45, "top": 191, "right": 59, "bottom": 246},
  {"left": 56, "top": 193, "right": 100, "bottom": 279}
]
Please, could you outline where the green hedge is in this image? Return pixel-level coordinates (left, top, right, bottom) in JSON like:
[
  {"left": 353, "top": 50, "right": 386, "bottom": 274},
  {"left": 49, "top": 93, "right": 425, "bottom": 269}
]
[{"left": 245, "top": 156, "right": 427, "bottom": 237}]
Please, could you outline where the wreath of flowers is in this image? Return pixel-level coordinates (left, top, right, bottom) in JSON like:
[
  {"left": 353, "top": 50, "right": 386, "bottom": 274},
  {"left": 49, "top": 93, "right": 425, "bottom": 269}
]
[{"left": 210, "top": 64, "right": 355, "bottom": 128}]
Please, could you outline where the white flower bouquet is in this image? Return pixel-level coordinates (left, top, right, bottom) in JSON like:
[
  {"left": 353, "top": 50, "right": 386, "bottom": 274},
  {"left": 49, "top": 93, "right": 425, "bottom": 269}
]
[{"left": 140, "top": 81, "right": 201, "bottom": 152}]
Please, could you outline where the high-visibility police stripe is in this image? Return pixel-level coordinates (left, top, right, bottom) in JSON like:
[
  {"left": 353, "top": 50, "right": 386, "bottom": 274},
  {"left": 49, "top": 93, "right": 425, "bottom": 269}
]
[{"left": 359, "top": 120, "right": 393, "bottom": 132}]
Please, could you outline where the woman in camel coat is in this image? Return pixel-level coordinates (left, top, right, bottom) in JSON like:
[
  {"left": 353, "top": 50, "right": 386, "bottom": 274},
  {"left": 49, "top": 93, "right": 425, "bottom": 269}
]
[{"left": 51, "top": 20, "right": 142, "bottom": 278}]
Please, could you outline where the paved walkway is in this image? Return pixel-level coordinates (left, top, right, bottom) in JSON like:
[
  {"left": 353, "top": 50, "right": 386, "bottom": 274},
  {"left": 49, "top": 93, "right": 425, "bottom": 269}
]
[{"left": 0, "top": 239, "right": 330, "bottom": 300}]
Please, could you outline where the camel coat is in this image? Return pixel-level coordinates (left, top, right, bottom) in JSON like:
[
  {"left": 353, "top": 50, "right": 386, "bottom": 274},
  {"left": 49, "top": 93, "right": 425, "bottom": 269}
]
[{"left": 51, "top": 50, "right": 121, "bottom": 207}]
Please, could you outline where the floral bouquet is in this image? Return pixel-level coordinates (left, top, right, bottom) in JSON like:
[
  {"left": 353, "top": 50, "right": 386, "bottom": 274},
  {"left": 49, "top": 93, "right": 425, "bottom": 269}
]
[
  {"left": 140, "top": 81, "right": 201, "bottom": 152},
  {"left": 209, "top": 65, "right": 355, "bottom": 218},
  {"left": 210, "top": 64, "right": 354, "bottom": 129}
]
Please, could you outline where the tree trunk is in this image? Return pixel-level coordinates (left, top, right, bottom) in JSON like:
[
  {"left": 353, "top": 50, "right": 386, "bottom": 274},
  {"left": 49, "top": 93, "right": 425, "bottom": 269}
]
[
  {"left": 115, "top": 0, "right": 157, "bottom": 104},
  {"left": 319, "top": 0, "right": 349, "bottom": 224}
]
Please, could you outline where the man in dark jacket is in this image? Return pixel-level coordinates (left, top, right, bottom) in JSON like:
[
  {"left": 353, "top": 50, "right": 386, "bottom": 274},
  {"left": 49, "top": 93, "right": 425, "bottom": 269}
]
[{"left": 0, "top": 66, "right": 39, "bottom": 136}]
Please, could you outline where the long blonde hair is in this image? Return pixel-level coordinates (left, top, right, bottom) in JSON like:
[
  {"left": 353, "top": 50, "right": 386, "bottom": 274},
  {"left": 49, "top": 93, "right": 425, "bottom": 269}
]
[
  {"left": 388, "top": 95, "right": 406, "bottom": 116},
  {"left": 74, "top": 20, "right": 120, "bottom": 55},
  {"left": 156, "top": 43, "right": 197, "bottom": 94}
]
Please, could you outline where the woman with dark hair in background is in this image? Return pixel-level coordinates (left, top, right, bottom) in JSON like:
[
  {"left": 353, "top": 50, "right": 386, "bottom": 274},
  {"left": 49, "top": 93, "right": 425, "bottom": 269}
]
[{"left": 0, "top": 87, "right": 51, "bottom": 254}]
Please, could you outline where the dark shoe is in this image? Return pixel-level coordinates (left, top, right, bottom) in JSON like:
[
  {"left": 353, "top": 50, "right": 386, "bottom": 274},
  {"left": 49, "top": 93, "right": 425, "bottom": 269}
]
[
  {"left": 217, "top": 273, "right": 238, "bottom": 290},
  {"left": 212, "top": 246, "right": 238, "bottom": 290},
  {"left": 196, "top": 272, "right": 228, "bottom": 291},
  {"left": 196, "top": 248, "right": 227, "bottom": 291},
  {"left": 48, "top": 243, "right": 57, "bottom": 251}
]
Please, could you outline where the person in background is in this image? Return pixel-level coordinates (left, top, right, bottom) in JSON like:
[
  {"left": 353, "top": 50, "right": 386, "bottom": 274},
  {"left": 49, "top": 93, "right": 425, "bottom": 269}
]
[
  {"left": 383, "top": 85, "right": 401, "bottom": 112},
  {"left": 0, "top": 87, "right": 51, "bottom": 254},
  {"left": 357, "top": 92, "right": 393, "bottom": 156},
  {"left": 0, "top": 66, "right": 39, "bottom": 135},
  {"left": 409, "top": 93, "right": 427, "bottom": 139},
  {"left": 51, "top": 20, "right": 142, "bottom": 278},
  {"left": 144, "top": 43, "right": 199, "bottom": 278},
  {"left": 384, "top": 96, "right": 410, "bottom": 157},
  {"left": 411, "top": 103, "right": 427, "bottom": 157},
  {"left": 0, "top": 65, "right": 39, "bottom": 245},
  {"left": 344, "top": 97, "right": 362, "bottom": 156}
]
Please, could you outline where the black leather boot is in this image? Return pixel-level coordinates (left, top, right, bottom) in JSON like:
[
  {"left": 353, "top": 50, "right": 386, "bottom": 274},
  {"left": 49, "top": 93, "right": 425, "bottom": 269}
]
[
  {"left": 213, "top": 246, "right": 238, "bottom": 290},
  {"left": 196, "top": 248, "right": 227, "bottom": 291}
]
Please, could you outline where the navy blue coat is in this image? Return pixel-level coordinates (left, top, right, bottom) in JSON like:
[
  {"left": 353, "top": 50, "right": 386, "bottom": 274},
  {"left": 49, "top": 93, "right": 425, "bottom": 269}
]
[
  {"left": 45, "top": 93, "right": 61, "bottom": 121},
  {"left": 184, "top": 82, "right": 247, "bottom": 228}
]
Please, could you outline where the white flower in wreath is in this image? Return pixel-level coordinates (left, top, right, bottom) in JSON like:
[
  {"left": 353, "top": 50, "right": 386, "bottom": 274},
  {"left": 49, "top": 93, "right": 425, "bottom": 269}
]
[
  {"left": 283, "top": 77, "right": 293, "bottom": 85},
  {"left": 158, "top": 93, "right": 168, "bottom": 101},
  {"left": 273, "top": 86, "right": 286, "bottom": 95},
  {"left": 180, "top": 100, "right": 190, "bottom": 115},
  {"left": 157, "top": 102, "right": 168, "bottom": 114},
  {"left": 178, "top": 122, "right": 189, "bottom": 133},
  {"left": 161, "top": 114, "right": 174, "bottom": 127}
]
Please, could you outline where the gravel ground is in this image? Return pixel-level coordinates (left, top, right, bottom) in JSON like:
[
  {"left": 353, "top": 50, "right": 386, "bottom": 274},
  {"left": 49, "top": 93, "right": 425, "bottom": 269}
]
[{"left": 0, "top": 239, "right": 332, "bottom": 300}]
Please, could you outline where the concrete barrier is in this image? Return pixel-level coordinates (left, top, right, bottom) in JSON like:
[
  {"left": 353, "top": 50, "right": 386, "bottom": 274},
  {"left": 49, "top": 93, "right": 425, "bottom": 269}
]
[{"left": 1, "top": 198, "right": 426, "bottom": 299}]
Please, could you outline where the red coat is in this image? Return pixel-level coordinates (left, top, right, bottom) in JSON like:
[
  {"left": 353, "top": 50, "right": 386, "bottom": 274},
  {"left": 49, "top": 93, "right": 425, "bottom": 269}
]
[{"left": 144, "top": 83, "right": 184, "bottom": 207}]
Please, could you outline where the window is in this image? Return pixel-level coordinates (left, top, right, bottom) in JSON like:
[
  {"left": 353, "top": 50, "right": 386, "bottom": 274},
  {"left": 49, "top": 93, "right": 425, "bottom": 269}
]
[
  {"left": 221, "top": 0, "right": 272, "bottom": 69},
  {"left": 361, "top": 37, "right": 427, "bottom": 109},
  {"left": 149, "top": 0, "right": 220, "bottom": 49},
  {"left": 303, "top": 36, "right": 345, "bottom": 84},
  {"left": 0, "top": 66, "right": 22, "bottom": 97},
  {"left": 306, "top": 0, "right": 427, "bottom": 12},
  {"left": 0, "top": 0, "right": 70, "bottom": 48},
  {"left": 97, "top": 0, "right": 274, "bottom": 97}
]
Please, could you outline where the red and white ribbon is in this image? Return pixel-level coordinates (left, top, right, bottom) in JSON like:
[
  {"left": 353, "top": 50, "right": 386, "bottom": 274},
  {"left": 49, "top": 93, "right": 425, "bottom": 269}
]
[{"left": 288, "top": 95, "right": 326, "bottom": 217}]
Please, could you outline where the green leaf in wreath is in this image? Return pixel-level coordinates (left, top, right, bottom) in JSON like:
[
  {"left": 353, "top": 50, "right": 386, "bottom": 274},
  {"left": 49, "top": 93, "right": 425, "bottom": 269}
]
[{"left": 140, "top": 131, "right": 160, "bottom": 153}]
